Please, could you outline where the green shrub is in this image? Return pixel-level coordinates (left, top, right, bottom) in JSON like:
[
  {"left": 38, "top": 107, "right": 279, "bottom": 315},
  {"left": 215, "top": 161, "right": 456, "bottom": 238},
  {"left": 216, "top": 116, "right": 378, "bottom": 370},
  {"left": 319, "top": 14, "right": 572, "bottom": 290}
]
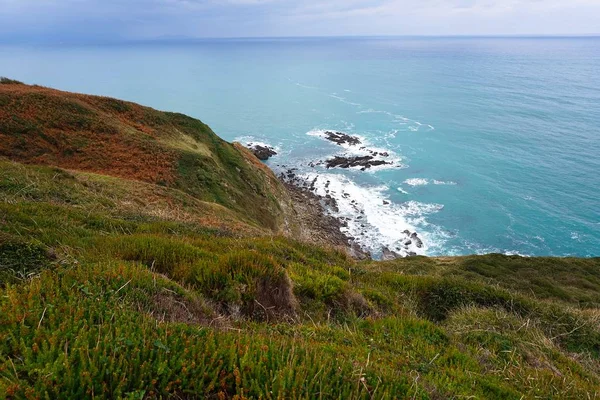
[
  {"left": 194, "top": 250, "right": 296, "bottom": 319},
  {"left": 0, "top": 235, "right": 54, "bottom": 286},
  {"left": 100, "top": 234, "right": 212, "bottom": 275}
]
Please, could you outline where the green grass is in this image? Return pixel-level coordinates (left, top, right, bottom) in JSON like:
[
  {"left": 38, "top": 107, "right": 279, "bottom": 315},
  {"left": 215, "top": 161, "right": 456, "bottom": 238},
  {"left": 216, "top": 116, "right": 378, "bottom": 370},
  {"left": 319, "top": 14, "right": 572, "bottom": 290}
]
[{"left": 1, "top": 161, "right": 599, "bottom": 398}]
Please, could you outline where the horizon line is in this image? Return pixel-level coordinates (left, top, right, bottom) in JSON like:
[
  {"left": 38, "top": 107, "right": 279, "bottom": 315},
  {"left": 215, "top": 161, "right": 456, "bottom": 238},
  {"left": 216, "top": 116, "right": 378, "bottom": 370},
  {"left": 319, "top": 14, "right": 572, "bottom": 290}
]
[{"left": 3, "top": 33, "right": 600, "bottom": 45}]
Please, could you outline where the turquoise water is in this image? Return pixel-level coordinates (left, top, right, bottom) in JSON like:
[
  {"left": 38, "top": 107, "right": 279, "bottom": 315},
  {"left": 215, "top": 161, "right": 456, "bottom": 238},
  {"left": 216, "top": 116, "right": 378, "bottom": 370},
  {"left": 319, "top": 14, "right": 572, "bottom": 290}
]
[{"left": 1, "top": 37, "right": 599, "bottom": 257}]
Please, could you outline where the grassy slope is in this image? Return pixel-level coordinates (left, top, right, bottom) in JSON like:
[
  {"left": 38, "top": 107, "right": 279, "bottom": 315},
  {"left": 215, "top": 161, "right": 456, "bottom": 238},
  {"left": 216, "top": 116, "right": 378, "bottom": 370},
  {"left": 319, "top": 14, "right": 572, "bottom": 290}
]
[
  {"left": 0, "top": 81, "right": 288, "bottom": 232},
  {"left": 1, "top": 80, "right": 600, "bottom": 399}
]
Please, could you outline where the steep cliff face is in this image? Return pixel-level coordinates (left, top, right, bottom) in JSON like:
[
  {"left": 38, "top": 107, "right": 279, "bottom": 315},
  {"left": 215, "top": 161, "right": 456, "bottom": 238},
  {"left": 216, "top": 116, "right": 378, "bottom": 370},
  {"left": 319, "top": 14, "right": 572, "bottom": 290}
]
[{"left": 0, "top": 81, "right": 290, "bottom": 232}]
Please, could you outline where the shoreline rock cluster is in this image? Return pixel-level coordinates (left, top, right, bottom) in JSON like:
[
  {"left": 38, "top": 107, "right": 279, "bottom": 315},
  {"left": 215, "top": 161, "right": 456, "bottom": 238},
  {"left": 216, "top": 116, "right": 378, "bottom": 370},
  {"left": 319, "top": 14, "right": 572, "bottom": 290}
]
[
  {"left": 279, "top": 167, "right": 426, "bottom": 260},
  {"left": 321, "top": 131, "right": 393, "bottom": 170},
  {"left": 281, "top": 176, "right": 371, "bottom": 260},
  {"left": 381, "top": 231, "right": 423, "bottom": 260}
]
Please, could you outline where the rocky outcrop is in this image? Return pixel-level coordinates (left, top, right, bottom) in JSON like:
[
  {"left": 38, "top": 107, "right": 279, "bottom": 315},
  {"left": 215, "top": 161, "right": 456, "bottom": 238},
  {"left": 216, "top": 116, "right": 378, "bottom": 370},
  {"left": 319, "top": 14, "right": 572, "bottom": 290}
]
[
  {"left": 323, "top": 131, "right": 362, "bottom": 146},
  {"left": 382, "top": 247, "right": 402, "bottom": 261},
  {"left": 402, "top": 230, "right": 424, "bottom": 249},
  {"left": 325, "top": 155, "right": 392, "bottom": 170},
  {"left": 247, "top": 144, "right": 277, "bottom": 161}
]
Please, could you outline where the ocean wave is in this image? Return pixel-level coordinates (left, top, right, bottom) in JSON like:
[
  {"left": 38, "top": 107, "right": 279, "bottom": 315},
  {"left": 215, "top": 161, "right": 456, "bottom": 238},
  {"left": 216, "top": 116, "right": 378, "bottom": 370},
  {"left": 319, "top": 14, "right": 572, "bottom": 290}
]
[
  {"left": 297, "top": 172, "right": 446, "bottom": 257},
  {"left": 433, "top": 180, "right": 457, "bottom": 186},
  {"left": 288, "top": 78, "right": 318, "bottom": 90},
  {"left": 329, "top": 93, "right": 362, "bottom": 107},
  {"left": 404, "top": 178, "right": 457, "bottom": 186},
  {"left": 357, "top": 108, "right": 435, "bottom": 132},
  {"left": 404, "top": 178, "right": 429, "bottom": 186}
]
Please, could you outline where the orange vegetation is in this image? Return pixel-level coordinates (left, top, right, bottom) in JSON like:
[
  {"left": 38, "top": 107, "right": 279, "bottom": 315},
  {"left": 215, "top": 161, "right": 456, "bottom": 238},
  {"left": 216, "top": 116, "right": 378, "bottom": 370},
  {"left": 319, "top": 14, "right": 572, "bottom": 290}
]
[{"left": 0, "top": 83, "right": 177, "bottom": 185}]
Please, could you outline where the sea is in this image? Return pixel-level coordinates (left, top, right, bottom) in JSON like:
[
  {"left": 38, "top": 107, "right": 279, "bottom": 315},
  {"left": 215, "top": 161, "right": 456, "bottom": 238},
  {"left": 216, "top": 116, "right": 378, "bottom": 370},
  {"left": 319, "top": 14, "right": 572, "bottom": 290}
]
[{"left": 1, "top": 37, "right": 599, "bottom": 257}]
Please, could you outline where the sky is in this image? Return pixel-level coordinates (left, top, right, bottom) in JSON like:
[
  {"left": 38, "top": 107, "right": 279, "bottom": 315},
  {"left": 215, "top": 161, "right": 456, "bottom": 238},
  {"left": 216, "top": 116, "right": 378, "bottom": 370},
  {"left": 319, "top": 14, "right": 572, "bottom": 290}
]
[{"left": 1, "top": 0, "right": 599, "bottom": 42}]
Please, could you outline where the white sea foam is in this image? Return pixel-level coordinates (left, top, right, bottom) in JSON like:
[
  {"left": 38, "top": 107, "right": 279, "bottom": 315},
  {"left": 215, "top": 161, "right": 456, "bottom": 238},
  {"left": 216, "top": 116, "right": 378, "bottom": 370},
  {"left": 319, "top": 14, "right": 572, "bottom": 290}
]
[
  {"left": 404, "top": 178, "right": 457, "bottom": 186},
  {"left": 358, "top": 109, "right": 434, "bottom": 132},
  {"left": 298, "top": 172, "right": 445, "bottom": 257},
  {"left": 329, "top": 94, "right": 361, "bottom": 107},
  {"left": 397, "top": 187, "right": 410, "bottom": 195},
  {"left": 459, "top": 240, "right": 532, "bottom": 258},
  {"left": 288, "top": 78, "right": 318, "bottom": 90},
  {"left": 404, "top": 178, "right": 429, "bottom": 186},
  {"left": 433, "top": 180, "right": 457, "bottom": 186}
]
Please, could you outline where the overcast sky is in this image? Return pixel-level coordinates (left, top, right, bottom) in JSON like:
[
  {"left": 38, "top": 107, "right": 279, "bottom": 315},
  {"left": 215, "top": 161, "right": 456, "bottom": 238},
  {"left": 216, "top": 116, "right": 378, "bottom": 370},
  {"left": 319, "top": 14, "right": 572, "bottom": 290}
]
[{"left": 1, "top": 0, "right": 599, "bottom": 42}]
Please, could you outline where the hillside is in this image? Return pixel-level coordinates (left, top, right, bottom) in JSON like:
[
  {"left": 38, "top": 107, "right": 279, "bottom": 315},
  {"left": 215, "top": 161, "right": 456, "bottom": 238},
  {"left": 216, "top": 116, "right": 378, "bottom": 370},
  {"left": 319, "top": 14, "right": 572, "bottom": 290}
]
[
  {"left": 1, "top": 79, "right": 600, "bottom": 399},
  {"left": 0, "top": 79, "right": 294, "bottom": 233}
]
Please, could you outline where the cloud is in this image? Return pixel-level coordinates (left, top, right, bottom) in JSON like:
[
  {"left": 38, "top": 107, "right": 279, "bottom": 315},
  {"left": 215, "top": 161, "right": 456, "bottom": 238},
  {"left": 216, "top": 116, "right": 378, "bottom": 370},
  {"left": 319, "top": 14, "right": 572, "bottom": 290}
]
[{"left": 0, "top": 0, "right": 598, "bottom": 42}]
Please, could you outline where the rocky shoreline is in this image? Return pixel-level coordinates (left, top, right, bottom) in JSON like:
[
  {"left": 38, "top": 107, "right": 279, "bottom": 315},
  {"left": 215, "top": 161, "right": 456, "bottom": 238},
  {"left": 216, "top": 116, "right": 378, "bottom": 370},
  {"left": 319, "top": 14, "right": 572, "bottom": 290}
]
[
  {"left": 246, "top": 131, "right": 424, "bottom": 260},
  {"left": 281, "top": 179, "right": 371, "bottom": 260},
  {"left": 279, "top": 168, "right": 424, "bottom": 260}
]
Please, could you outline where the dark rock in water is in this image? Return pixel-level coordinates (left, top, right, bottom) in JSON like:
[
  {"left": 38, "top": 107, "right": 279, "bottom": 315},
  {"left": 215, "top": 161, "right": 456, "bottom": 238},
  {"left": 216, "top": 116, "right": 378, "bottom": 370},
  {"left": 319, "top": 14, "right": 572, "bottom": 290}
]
[
  {"left": 382, "top": 247, "right": 402, "bottom": 261},
  {"left": 410, "top": 232, "right": 424, "bottom": 248},
  {"left": 403, "top": 230, "right": 411, "bottom": 236},
  {"left": 323, "top": 131, "right": 362, "bottom": 146},
  {"left": 322, "top": 195, "right": 339, "bottom": 213},
  {"left": 247, "top": 144, "right": 277, "bottom": 161},
  {"left": 325, "top": 155, "right": 392, "bottom": 170},
  {"left": 383, "top": 200, "right": 390, "bottom": 205},
  {"left": 381, "top": 152, "right": 389, "bottom": 157},
  {"left": 407, "top": 251, "right": 418, "bottom": 257}
]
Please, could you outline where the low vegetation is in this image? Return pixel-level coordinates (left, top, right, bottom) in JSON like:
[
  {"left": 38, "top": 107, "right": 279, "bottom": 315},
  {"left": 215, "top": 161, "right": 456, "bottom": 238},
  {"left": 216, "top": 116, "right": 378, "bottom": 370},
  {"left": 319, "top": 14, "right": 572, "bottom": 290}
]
[{"left": 1, "top": 81, "right": 599, "bottom": 398}]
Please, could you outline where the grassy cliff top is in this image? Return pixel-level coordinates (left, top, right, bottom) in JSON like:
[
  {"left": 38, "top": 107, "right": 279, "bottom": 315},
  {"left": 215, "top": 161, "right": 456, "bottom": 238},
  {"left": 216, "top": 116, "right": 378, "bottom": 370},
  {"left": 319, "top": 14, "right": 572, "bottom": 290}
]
[
  {"left": 1, "top": 79, "right": 599, "bottom": 399},
  {"left": 0, "top": 79, "right": 289, "bottom": 232}
]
